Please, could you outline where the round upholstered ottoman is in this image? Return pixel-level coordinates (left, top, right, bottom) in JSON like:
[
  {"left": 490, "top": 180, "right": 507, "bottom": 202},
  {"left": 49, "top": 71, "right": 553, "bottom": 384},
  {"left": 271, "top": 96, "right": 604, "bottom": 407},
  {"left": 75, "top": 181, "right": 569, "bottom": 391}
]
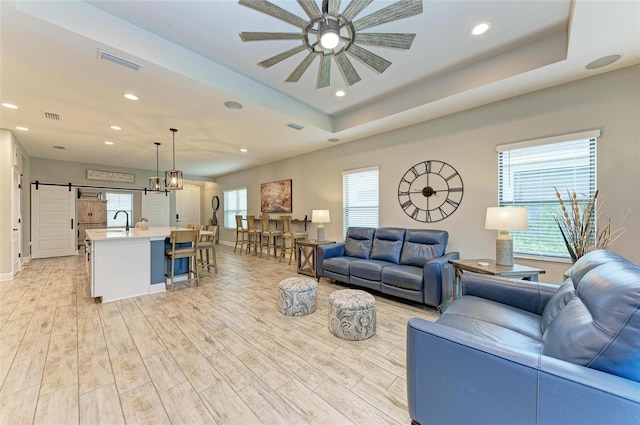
[
  {"left": 328, "top": 289, "right": 376, "bottom": 340},
  {"left": 278, "top": 277, "right": 318, "bottom": 316}
]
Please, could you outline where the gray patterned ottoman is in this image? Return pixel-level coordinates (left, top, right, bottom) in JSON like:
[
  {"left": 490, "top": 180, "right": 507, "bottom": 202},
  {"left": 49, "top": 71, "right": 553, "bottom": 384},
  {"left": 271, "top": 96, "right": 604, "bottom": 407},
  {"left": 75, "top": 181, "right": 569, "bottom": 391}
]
[
  {"left": 278, "top": 277, "right": 318, "bottom": 316},
  {"left": 328, "top": 289, "right": 376, "bottom": 340}
]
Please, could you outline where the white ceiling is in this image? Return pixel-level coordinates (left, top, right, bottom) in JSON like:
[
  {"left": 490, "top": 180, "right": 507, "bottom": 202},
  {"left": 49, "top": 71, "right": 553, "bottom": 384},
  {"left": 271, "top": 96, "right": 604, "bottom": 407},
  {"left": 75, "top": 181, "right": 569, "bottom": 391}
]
[{"left": 1, "top": 0, "right": 639, "bottom": 179}]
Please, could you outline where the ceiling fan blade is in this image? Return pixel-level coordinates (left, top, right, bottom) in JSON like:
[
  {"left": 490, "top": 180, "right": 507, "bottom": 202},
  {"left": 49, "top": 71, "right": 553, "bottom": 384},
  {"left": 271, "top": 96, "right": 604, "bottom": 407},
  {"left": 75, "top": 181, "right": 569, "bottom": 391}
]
[
  {"left": 328, "top": 0, "right": 341, "bottom": 16},
  {"left": 353, "top": 0, "right": 423, "bottom": 31},
  {"left": 297, "top": 0, "right": 322, "bottom": 20},
  {"left": 259, "top": 45, "right": 308, "bottom": 68},
  {"left": 335, "top": 52, "right": 361, "bottom": 86},
  {"left": 286, "top": 52, "right": 319, "bottom": 82},
  {"left": 347, "top": 44, "right": 391, "bottom": 73},
  {"left": 240, "top": 32, "right": 305, "bottom": 42},
  {"left": 317, "top": 55, "right": 331, "bottom": 88},
  {"left": 342, "top": 0, "right": 373, "bottom": 21},
  {"left": 354, "top": 33, "right": 416, "bottom": 49},
  {"left": 239, "top": 0, "right": 309, "bottom": 29}
]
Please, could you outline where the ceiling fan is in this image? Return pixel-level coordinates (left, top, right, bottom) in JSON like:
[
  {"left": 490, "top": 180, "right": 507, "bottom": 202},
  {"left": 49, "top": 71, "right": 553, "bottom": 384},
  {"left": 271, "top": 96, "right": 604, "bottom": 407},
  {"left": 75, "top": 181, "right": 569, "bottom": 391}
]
[{"left": 239, "top": 0, "right": 423, "bottom": 88}]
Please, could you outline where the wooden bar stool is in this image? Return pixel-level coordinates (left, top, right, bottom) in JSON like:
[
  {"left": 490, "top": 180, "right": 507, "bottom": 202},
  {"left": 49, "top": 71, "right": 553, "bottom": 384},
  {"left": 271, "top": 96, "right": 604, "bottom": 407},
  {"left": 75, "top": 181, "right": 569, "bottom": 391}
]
[
  {"left": 245, "top": 215, "right": 261, "bottom": 255},
  {"left": 164, "top": 229, "right": 199, "bottom": 291},
  {"left": 280, "top": 215, "right": 307, "bottom": 264},
  {"left": 234, "top": 215, "right": 247, "bottom": 253},
  {"left": 260, "top": 214, "right": 282, "bottom": 258},
  {"left": 197, "top": 225, "right": 218, "bottom": 273}
]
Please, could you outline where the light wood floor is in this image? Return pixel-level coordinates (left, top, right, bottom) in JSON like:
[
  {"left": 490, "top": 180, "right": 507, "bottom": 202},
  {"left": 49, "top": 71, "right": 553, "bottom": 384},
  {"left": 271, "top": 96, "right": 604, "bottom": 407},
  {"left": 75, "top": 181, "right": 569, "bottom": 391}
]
[{"left": 0, "top": 244, "right": 439, "bottom": 425}]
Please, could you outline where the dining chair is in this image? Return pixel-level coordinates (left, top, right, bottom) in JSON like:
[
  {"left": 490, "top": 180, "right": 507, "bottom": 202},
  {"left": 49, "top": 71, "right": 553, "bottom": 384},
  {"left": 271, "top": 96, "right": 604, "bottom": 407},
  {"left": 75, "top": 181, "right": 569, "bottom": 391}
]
[
  {"left": 280, "top": 215, "right": 307, "bottom": 264},
  {"left": 197, "top": 225, "right": 218, "bottom": 273},
  {"left": 260, "top": 214, "right": 283, "bottom": 258},
  {"left": 234, "top": 215, "right": 247, "bottom": 253},
  {"left": 245, "top": 215, "right": 261, "bottom": 255},
  {"left": 164, "top": 229, "right": 199, "bottom": 291}
]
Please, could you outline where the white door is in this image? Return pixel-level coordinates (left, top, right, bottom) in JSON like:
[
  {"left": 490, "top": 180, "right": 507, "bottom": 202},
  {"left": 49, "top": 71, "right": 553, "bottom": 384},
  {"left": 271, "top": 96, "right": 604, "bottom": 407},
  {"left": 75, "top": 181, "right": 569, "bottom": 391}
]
[
  {"left": 31, "top": 184, "right": 77, "bottom": 258},
  {"left": 12, "top": 169, "right": 22, "bottom": 275},
  {"left": 141, "top": 192, "right": 170, "bottom": 227},
  {"left": 175, "top": 184, "right": 200, "bottom": 226}
]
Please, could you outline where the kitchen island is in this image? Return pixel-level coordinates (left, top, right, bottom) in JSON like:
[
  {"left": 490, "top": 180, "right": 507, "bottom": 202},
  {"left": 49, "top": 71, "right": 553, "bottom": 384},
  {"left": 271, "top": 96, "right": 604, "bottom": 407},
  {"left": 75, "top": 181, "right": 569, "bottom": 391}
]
[{"left": 85, "top": 227, "right": 195, "bottom": 302}]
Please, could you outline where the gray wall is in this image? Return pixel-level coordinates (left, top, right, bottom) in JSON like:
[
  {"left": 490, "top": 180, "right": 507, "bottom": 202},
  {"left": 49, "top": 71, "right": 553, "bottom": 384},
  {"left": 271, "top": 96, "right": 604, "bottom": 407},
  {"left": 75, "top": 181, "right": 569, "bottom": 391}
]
[{"left": 215, "top": 65, "right": 640, "bottom": 284}]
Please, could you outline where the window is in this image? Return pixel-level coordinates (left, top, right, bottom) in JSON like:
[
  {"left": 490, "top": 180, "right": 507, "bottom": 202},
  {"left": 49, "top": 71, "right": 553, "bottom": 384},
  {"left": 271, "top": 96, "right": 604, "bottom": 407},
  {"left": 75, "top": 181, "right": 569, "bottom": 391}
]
[
  {"left": 224, "top": 188, "right": 247, "bottom": 229},
  {"left": 497, "top": 130, "right": 598, "bottom": 259},
  {"left": 106, "top": 192, "right": 133, "bottom": 228},
  {"left": 342, "top": 166, "right": 379, "bottom": 236}
]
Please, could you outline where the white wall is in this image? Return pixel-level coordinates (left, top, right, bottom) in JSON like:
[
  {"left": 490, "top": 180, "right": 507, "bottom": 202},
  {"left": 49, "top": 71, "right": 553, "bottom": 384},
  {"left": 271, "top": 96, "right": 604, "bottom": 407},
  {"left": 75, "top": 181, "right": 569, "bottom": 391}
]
[{"left": 216, "top": 65, "right": 640, "bottom": 284}]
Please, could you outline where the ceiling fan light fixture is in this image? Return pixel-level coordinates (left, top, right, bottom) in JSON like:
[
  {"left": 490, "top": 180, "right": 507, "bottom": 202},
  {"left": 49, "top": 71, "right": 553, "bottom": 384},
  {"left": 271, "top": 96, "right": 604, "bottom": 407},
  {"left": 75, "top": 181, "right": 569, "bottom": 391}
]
[
  {"left": 319, "top": 19, "right": 340, "bottom": 49},
  {"left": 165, "top": 128, "right": 184, "bottom": 190}
]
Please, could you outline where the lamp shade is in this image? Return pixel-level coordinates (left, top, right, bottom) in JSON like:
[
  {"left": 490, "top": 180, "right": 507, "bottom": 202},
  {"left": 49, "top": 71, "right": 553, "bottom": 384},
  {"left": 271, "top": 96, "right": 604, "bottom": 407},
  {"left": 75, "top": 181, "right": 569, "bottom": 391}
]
[
  {"left": 312, "top": 210, "right": 330, "bottom": 223},
  {"left": 485, "top": 207, "right": 529, "bottom": 231}
]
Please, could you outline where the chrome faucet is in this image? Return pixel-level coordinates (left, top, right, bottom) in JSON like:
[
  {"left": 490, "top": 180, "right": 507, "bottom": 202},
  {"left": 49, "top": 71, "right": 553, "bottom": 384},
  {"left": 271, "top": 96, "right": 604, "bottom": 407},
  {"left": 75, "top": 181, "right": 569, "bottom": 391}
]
[{"left": 113, "top": 210, "right": 130, "bottom": 231}]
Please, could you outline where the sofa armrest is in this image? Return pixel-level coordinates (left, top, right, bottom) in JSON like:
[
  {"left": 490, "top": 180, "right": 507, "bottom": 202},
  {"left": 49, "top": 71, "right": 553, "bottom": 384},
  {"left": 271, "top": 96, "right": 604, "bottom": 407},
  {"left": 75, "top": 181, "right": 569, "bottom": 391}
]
[
  {"left": 423, "top": 251, "right": 459, "bottom": 306},
  {"left": 406, "top": 318, "right": 640, "bottom": 425},
  {"left": 461, "top": 272, "right": 558, "bottom": 315},
  {"left": 317, "top": 243, "right": 345, "bottom": 277},
  {"left": 407, "top": 317, "right": 540, "bottom": 425}
]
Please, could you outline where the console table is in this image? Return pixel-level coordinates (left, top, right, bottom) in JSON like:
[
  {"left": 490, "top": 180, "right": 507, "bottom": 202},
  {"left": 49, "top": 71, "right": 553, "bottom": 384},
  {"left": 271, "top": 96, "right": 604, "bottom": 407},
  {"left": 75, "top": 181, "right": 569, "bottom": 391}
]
[
  {"left": 449, "top": 259, "right": 546, "bottom": 300},
  {"left": 296, "top": 240, "right": 335, "bottom": 279}
]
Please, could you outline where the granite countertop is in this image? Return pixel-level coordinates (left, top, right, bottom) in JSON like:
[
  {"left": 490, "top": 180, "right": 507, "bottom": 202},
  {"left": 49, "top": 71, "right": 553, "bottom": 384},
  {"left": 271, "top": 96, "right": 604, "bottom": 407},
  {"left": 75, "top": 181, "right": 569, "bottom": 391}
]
[{"left": 85, "top": 227, "right": 197, "bottom": 241}]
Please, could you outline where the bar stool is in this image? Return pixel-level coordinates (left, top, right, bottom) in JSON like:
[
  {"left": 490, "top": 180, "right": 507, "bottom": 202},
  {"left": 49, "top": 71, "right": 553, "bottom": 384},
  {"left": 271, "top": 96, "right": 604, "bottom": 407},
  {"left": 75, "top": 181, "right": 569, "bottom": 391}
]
[
  {"left": 260, "top": 214, "right": 282, "bottom": 258},
  {"left": 197, "top": 225, "right": 218, "bottom": 273},
  {"left": 234, "top": 215, "right": 247, "bottom": 253},
  {"left": 164, "top": 229, "right": 199, "bottom": 291},
  {"left": 280, "top": 215, "right": 307, "bottom": 264},
  {"left": 245, "top": 215, "right": 261, "bottom": 255}
]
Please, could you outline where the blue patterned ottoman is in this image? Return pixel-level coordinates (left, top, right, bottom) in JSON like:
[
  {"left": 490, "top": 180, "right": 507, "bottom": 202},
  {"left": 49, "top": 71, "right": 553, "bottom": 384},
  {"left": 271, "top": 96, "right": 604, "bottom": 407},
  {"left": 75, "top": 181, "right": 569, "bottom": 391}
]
[
  {"left": 328, "top": 289, "right": 376, "bottom": 340},
  {"left": 278, "top": 277, "right": 318, "bottom": 316}
]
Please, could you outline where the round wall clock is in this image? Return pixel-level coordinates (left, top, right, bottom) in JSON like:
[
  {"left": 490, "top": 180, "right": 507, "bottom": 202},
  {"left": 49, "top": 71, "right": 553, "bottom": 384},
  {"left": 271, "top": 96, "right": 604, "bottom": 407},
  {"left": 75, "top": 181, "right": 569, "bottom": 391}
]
[{"left": 397, "top": 160, "right": 464, "bottom": 223}]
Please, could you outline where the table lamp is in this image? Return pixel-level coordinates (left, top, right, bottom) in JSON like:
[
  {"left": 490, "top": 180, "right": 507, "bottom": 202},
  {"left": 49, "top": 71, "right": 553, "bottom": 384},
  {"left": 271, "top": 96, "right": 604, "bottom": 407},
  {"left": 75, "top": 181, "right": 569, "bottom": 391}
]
[
  {"left": 485, "top": 207, "right": 529, "bottom": 266},
  {"left": 312, "top": 210, "right": 330, "bottom": 241}
]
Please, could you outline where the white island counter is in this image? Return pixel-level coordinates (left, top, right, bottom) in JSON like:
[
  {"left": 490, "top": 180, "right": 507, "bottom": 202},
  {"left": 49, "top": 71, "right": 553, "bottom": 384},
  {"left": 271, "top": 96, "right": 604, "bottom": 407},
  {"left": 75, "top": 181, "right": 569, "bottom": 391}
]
[{"left": 85, "top": 227, "right": 193, "bottom": 302}]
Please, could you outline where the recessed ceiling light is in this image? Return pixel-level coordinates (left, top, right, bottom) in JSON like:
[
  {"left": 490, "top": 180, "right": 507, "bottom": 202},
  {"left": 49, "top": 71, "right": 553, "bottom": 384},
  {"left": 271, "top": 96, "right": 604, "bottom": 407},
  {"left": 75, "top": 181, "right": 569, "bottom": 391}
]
[
  {"left": 110, "top": 125, "right": 122, "bottom": 131},
  {"left": 16, "top": 126, "right": 29, "bottom": 131},
  {"left": 124, "top": 93, "right": 139, "bottom": 101},
  {"left": 471, "top": 22, "right": 491, "bottom": 36},
  {"left": 225, "top": 101, "right": 243, "bottom": 110},
  {"left": 586, "top": 55, "right": 622, "bottom": 70},
  {"left": 104, "top": 141, "right": 114, "bottom": 145},
  {"left": 335, "top": 90, "right": 345, "bottom": 97},
  {"left": 328, "top": 138, "right": 340, "bottom": 143},
  {"left": 2, "top": 103, "right": 18, "bottom": 109},
  {"left": 240, "top": 148, "right": 248, "bottom": 153}
]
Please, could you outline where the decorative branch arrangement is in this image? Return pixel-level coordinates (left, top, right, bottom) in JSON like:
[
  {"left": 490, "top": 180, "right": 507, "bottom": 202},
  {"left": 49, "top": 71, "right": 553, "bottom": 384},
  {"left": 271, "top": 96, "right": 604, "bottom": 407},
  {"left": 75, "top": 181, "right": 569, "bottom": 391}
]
[{"left": 553, "top": 188, "right": 624, "bottom": 262}]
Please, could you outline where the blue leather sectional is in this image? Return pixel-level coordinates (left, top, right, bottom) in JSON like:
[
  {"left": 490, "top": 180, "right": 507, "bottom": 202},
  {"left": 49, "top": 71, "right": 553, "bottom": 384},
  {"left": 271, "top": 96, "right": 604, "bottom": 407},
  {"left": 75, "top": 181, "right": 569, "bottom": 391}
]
[
  {"left": 317, "top": 227, "right": 459, "bottom": 310},
  {"left": 407, "top": 250, "right": 640, "bottom": 425}
]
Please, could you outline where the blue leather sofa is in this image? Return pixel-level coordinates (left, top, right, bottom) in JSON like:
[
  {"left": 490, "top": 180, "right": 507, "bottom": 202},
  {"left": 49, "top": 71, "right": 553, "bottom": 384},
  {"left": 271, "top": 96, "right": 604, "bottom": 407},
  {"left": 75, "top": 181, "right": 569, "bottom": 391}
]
[
  {"left": 317, "top": 227, "right": 459, "bottom": 310},
  {"left": 407, "top": 250, "right": 640, "bottom": 425}
]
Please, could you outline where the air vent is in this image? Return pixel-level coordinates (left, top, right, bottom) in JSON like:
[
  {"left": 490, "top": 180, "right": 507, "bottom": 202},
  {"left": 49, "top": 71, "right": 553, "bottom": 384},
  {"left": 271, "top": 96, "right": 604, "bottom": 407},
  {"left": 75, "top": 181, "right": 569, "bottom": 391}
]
[
  {"left": 53, "top": 145, "right": 66, "bottom": 150},
  {"left": 287, "top": 123, "right": 304, "bottom": 130},
  {"left": 43, "top": 111, "right": 61, "bottom": 120},
  {"left": 98, "top": 49, "right": 142, "bottom": 72}
]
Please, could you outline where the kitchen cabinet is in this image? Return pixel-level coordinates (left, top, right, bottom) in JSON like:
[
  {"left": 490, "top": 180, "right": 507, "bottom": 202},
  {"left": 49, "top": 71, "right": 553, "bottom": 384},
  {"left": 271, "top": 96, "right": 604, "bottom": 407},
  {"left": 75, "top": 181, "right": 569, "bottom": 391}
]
[{"left": 77, "top": 199, "right": 107, "bottom": 248}]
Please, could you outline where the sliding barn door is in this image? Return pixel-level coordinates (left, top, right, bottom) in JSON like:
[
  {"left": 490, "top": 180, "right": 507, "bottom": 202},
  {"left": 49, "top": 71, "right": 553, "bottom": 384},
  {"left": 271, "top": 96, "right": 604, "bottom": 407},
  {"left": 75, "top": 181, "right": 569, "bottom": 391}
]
[{"left": 31, "top": 184, "right": 77, "bottom": 258}]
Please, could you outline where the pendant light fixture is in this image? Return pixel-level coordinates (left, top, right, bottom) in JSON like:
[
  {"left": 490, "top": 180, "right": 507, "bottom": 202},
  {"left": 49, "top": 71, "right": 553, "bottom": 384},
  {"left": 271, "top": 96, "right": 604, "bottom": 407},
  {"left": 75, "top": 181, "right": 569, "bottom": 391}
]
[
  {"left": 165, "top": 128, "right": 183, "bottom": 190},
  {"left": 148, "top": 142, "right": 166, "bottom": 193}
]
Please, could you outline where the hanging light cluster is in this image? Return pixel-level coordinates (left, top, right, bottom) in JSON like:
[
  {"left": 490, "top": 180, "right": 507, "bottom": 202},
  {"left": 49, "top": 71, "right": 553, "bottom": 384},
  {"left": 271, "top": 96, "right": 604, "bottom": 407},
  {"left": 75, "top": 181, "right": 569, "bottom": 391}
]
[{"left": 165, "top": 128, "right": 184, "bottom": 190}]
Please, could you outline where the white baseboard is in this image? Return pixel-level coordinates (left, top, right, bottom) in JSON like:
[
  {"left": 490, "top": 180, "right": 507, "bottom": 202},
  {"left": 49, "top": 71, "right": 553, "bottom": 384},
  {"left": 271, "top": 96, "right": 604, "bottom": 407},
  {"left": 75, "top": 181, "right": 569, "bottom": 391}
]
[{"left": 148, "top": 283, "right": 166, "bottom": 295}]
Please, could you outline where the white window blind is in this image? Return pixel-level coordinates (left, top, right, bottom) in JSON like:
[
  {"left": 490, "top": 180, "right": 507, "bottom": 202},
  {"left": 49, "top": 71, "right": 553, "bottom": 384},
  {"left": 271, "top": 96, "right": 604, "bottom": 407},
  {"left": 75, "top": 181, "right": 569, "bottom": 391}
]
[
  {"left": 342, "top": 166, "right": 379, "bottom": 236},
  {"left": 223, "top": 188, "right": 247, "bottom": 229},
  {"left": 497, "top": 132, "right": 597, "bottom": 259},
  {"left": 106, "top": 192, "right": 133, "bottom": 228}
]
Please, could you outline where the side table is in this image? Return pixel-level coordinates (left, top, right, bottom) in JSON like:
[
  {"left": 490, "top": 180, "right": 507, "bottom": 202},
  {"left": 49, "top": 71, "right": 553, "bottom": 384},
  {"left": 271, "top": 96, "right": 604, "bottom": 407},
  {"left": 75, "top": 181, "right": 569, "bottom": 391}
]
[
  {"left": 449, "top": 259, "right": 546, "bottom": 300},
  {"left": 297, "top": 240, "right": 335, "bottom": 280}
]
